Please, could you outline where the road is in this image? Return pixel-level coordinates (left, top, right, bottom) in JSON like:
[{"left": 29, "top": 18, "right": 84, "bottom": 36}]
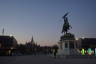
[{"left": 0, "top": 55, "right": 96, "bottom": 64}]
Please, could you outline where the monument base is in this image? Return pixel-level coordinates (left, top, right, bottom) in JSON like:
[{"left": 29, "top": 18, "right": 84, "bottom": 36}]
[{"left": 57, "top": 48, "right": 70, "bottom": 56}]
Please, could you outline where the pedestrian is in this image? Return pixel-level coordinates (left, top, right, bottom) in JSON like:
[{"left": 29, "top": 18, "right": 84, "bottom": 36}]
[{"left": 53, "top": 48, "right": 58, "bottom": 58}]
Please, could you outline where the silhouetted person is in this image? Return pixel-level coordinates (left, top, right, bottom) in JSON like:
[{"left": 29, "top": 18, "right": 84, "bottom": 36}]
[{"left": 53, "top": 48, "right": 58, "bottom": 58}]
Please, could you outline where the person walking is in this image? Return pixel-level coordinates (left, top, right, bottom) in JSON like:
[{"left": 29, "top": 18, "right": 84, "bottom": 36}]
[{"left": 53, "top": 48, "right": 58, "bottom": 58}]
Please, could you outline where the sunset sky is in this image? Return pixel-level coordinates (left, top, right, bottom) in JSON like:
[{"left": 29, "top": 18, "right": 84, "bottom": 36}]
[{"left": 0, "top": 0, "right": 96, "bottom": 46}]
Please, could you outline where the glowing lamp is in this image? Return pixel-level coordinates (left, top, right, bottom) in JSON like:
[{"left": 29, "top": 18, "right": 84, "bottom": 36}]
[
  {"left": 95, "top": 48, "right": 96, "bottom": 56},
  {"left": 87, "top": 48, "right": 92, "bottom": 55},
  {"left": 81, "top": 48, "right": 85, "bottom": 55}
]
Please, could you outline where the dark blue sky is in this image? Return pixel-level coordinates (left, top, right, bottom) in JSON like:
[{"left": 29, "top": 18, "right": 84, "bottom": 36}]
[{"left": 0, "top": 0, "right": 96, "bottom": 46}]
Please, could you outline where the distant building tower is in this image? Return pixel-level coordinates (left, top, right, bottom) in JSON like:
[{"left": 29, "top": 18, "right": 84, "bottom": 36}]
[
  {"left": 26, "top": 36, "right": 36, "bottom": 49},
  {"left": 30, "top": 36, "right": 35, "bottom": 44},
  {"left": 26, "top": 36, "right": 35, "bottom": 45},
  {"left": 2, "top": 28, "right": 4, "bottom": 36}
]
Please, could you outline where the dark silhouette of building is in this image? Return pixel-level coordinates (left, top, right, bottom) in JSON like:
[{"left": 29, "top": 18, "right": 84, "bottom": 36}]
[
  {"left": 0, "top": 35, "right": 17, "bottom": 55},
  {"left": 0, "top": 36, "right": 17, "bottom": 48},
  {"left": 78, "top": 38, "right": 96, "bottom": 49}
]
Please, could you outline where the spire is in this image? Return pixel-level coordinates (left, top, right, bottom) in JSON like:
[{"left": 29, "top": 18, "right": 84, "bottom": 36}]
[
  {"left": 2, "top": 28, "right": 4, "bottom": 36},
  {"left": 30, "top": 36, "right": 34, "bottom": 44}
]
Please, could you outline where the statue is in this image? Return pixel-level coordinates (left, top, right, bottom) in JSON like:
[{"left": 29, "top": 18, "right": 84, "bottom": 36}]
[
  {"left": 60, "top": 13, "right": 74, "bottom": 41},
  {"left": 62, "top": 13, "right": 71, "bottom": 34},
  {"left": 57, "top": 13, "right": 76, "bottom": 56}
]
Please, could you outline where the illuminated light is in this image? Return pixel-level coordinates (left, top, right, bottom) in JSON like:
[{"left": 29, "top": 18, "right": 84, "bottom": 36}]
[
  {"left": 87, "top": 48, "right": 92, "bottom": 55},
  {"left": 82, "top": 37, "right": 85, "bottom": 39},
  {"left": 75, "top": 37, "right": 78, "bottom": 40},
  {"left": 95, "top": 48, "right": 96, "bottom": 56},
  {"left": 10, "top": 34, "right": 13, "bottom": 37},
  {"left": 81, "top": 48, "right": 85, "bottom": 55}
]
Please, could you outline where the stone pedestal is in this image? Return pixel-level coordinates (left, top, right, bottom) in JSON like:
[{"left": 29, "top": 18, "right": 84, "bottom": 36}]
[{"left": 58, "top": 40, "right": 77, "bottom": 56}]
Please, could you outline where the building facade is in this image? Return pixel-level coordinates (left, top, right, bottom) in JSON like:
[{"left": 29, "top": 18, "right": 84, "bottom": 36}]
[{"left": 0, "top": 35, "right": 17, "bottom": 55}]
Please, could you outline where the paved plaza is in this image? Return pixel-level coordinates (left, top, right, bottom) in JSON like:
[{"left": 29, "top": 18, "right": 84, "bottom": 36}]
[{"left": 0, "top": 55, "right": 96, "bottom": 64}]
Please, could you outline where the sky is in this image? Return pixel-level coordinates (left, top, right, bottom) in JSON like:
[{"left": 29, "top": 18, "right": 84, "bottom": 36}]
[{"left": 0, "top": 0, "right": 96, "bottom": 46}]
